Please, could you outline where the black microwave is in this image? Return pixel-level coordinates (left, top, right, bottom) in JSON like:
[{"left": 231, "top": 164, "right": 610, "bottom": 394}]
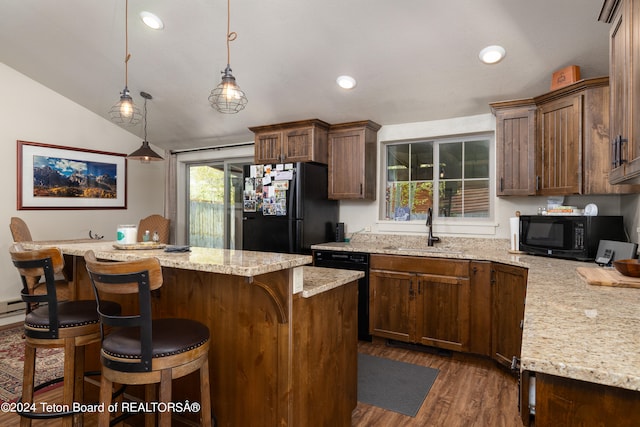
[{"left": 519, "top": 215, "right": 626, "bottom": 261}]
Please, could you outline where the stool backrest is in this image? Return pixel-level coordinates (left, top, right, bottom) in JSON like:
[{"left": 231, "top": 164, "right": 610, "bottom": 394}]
[
  {"left": 84, "top": 250, "right": 163, "bottom": 372},
  {"left": 10, "top": 217, "right": 33, "bottom": 242},
  {"left": 137, "top": 214, "right": 170, "bottom": 244},
  {"left": 9, "top": 245, "right": 65, "bottom": 337}
]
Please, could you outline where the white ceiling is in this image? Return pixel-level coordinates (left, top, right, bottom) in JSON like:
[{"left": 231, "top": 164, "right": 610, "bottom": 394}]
[{"left": 0, "top": 0, "right": 610, "bottom": 152}]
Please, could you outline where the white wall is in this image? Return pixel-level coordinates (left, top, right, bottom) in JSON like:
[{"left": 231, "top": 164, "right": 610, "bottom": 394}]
[{"left": 0, "top": 64, "right": 164, "bottom": 304}]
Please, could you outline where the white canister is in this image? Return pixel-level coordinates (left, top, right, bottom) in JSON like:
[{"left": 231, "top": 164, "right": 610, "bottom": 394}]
[{"left": 117, "top": 224, "right": 138, "bottom": 244}]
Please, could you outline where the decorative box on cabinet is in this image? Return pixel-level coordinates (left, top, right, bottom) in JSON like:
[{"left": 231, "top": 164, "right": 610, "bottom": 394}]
[
  {"left": 328, "top": 120, "right": 381, "bottom": 200},
  {"left": 249, "top": 119, "right": 330, "bottom": 164},
  {"left": 600, "top": 0, "right": 640, "bottom": 183}
]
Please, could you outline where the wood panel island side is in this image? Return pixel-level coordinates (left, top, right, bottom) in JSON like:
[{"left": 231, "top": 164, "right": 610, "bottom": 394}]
[{"left": 23, "top": 241, "right": 362, "bottom": 427}]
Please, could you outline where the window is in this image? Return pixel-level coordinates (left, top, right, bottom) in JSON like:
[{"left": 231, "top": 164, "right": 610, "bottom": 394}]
[{"left": 384, "top": 136, "right": 491, "bottom": 221}]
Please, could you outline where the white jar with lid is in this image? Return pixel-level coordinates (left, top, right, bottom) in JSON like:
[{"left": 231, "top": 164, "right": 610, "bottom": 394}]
[{"left": 117, "top": 225, "right": 138, "bottom": 244}]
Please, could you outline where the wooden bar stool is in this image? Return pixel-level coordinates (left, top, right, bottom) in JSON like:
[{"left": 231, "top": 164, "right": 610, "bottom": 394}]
[
  {"left": 84, "top": 250, "right": 212, "bottom": 427},
  {"left": 9, "top": 245, "right": 121, "bottom": 427}
]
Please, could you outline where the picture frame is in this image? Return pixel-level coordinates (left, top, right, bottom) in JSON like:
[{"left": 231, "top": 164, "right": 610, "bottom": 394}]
[{"left": 17, "top": 140, "right": 127, "bottom": 210}]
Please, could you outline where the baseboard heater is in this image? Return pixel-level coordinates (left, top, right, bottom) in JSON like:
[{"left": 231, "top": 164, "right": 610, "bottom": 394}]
[{"left": 0, "top": 298, "right": 25, "bottom": 317}]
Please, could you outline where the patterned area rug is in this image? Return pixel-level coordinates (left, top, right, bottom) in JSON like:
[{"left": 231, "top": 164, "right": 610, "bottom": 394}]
[{"left": 0, "top": 323, "right": 64, "bottom": 403}]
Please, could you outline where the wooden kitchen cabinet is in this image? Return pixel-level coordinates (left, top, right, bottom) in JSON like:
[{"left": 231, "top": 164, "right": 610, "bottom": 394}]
[
  {"left": 328, "top": 120, "right": 381, "bottom": 200},
  {"left": 369, "top": 255, "right": 471, "bottom": 352},
  {"left": 249, "top": 119, "right": 330, "bottom": 164},
  {"left": 601, "top": 0, "right": 640, "bottom": 183},
  {"left": 491, "top": 262, "right": 527, "bottom": 369},
  {"left": 493, "top": 102, "right": 537, "bottom": 196},
  {"left": 492, "top": 77, "right": 639, "bottom": 195},
  {"left": 531, "top": 373, "right": 640, "bottom": 427},
  {"left": 536, "top": 94, "right": 582, "bottom": 195}
]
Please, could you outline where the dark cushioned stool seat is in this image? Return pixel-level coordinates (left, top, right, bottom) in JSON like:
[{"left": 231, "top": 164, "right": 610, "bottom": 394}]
[
  {"left": 25, "top": 300, "right": 120, "bottom": 333},
  {"left": 103, "top": 318, "right": 209, "bottom": 360}
]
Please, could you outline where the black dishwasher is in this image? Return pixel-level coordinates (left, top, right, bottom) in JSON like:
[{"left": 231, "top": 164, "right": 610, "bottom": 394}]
[{"left": 312, "top": 250, "right": 371, "bottom": 341}]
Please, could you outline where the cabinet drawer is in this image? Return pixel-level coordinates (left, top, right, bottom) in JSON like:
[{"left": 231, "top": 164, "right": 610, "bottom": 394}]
[{"left": 370, "top": 254, "right": 470, "bottom": 277}]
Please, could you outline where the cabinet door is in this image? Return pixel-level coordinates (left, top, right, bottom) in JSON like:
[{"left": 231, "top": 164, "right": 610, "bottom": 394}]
[
  {"left": 416, "top": 273, "right": 471, "bottom": 352},
  {"left": 255, "top": 132, "right": 283, "bottom": 164},
  {"left": 369, "top": 269, "right": 414, "bottom": 342},
  {"left": 537, "top": 95, "right": 582, "bottom": 195},
  {"left": 282, "top": 127, "right": 313, "bottom": 163},
  {"left": 609, "top": 0, "right": 640, "bottom": 182},
  {"left": 328, "top": 128, "right": 367, "bottom": 199},
  {"left": 491, "top": 263, "right": 527, "bottom": 369},
  {"left": 495, "top": 105, "right": 537, "bottom": 196}
]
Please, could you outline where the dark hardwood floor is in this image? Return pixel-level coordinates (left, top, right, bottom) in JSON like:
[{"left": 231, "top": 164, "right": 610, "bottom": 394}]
[
  {"left": 0, "top": 338, "right": 524, "bottom": 426},
  {"left": 353, "top": 339, "right": 524, "bottom": 427}
]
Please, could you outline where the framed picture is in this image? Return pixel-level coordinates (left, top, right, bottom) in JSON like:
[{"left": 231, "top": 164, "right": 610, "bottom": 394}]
[{"left": 17, "top": 140, "right": 127, "bottom": 210}]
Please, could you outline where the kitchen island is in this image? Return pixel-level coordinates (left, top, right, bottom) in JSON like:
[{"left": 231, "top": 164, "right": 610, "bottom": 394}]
[
  {"left": 313, "top": 235, "right": 640, "bottom": 426},
  {"left": 23, "top": 241, "right": 363, "bottom": 427}
]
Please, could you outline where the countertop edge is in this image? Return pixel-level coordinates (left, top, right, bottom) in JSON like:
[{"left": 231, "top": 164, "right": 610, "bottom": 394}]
[{"left": 302, "top": 266, "right": 364, "bottom": 298}]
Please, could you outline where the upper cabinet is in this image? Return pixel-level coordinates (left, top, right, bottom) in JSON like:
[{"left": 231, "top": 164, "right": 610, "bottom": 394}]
[
  {"left": 328, "top": 121, "right": 381, "bottom": 200},
  {"left": 491, "top": 77, "right": 640, "bottom": 196},
  {"left": 493, "top": 101, "right": 537, "bottom": 196},
  {"left": 600, "top": 0, "right": 640, "bottom": 183},
  {"left": 249, "top": 119, "right": 330, "bottom": 164}
]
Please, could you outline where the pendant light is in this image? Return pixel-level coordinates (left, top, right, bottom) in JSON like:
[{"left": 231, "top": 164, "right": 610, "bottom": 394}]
[
  {"left": 110, "top": 0, "right": 141, "bottom": 126},
  {"left": 208, "top": 0, "right": 248, "bottom": 113},
  {"left": 128, "top": 92, "right": 164, "bottom": 163}
]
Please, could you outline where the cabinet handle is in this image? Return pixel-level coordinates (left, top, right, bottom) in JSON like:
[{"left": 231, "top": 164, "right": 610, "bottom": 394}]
[
  {"left": 535, "top": 175, "right": 540, "bottom": 192},
  {"left": 500, "top": 177, "right": 504, "bottom": 193},
  {"left": 613, "top": 135, "right": 628, "bottom": 168},
  {"left": 360, "top": 183, "right": 363, "bottom": 195},
  {"left": 409, "top": 282, "right": 414, "bottom": 300},
  {"left": 619, "top": 136, "right": 627, "bottom": 166}
]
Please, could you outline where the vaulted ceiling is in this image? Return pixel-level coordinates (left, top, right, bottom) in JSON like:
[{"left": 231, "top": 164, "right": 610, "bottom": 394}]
[{"left": 0, "top": 0, "right": 610, "bottom": 151}]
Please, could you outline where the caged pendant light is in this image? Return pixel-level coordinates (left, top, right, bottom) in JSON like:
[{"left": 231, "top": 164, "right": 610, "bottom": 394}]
[
  {"left": 110, "top": 0, "right": 141, "bottom": 126},
  {"left": 209, "top": 0, "right": 248, "bottom": 113},
  {"left": 128, "top": 92, "right": 164, "bottom": 163}
]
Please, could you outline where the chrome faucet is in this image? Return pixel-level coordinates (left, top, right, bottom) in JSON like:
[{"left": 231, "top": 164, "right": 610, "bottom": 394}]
[{"left": 426, "top": 207, "right": 440, "bottom": 246}]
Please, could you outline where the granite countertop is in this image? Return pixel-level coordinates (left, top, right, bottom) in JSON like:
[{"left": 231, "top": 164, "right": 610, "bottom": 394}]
[
  {"left": 301, "top": 266, "right": 364, "bottom": 298},
  {"left": 312, "top": 235, "right": 640, "bottom": 392},
  {"left": 22, "top": 241, "right": 312, "bottom": 278},
  {"left": 21, "top": 241, "right": 364, "bottom": 299}
]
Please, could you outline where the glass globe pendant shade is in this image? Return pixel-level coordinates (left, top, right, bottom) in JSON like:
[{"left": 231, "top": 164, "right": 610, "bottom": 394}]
[
  {"left": 110, "top": 86, "right": 141, "bottom": 126},
  {"left": 209, "top": 65, "right": 247, "bottom": 114}
]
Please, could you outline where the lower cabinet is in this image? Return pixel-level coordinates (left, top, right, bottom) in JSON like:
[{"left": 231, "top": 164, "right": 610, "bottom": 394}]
[
  {"left": 527, "top": 373, "right": 640, "bottom": 427},
  {"left": 369, "top": 255, "right": 471, "bottom": 352},
  {"left": 491, "top": 263, "right": 528, "bottom": 369},
  {"left": 369, "top": 255, "right": 528, "bottom": 366}
]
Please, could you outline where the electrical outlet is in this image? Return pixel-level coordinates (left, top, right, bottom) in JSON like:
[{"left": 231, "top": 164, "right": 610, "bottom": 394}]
[{"left": 364, "top": 226, "right": 371, "bottom": 232}]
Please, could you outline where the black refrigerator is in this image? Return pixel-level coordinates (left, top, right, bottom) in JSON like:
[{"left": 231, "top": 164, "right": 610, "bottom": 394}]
[{"left": 242, "top": 162, "right": 338, "bottom": 254}]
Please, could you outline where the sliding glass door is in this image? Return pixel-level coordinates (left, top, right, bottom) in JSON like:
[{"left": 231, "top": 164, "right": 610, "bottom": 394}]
[{"left": 187, "top": 160, "right": 247, "bottom": 249}]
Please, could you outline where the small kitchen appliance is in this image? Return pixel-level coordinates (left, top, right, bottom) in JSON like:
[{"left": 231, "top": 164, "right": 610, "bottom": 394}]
[{"left": 519, "top": 215, "right": 626, "bottom": 261}]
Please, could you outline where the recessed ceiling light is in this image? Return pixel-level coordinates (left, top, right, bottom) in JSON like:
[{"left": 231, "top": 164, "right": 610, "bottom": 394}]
[
  {"left": 479, "top": 45, "right": 506, "bottom": 64},
  {"left": 336, "top": 75, "right": 357, "bottom": 90},
  {"left": 140, "top": 11, "right": 164, "bottom": 30}
]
